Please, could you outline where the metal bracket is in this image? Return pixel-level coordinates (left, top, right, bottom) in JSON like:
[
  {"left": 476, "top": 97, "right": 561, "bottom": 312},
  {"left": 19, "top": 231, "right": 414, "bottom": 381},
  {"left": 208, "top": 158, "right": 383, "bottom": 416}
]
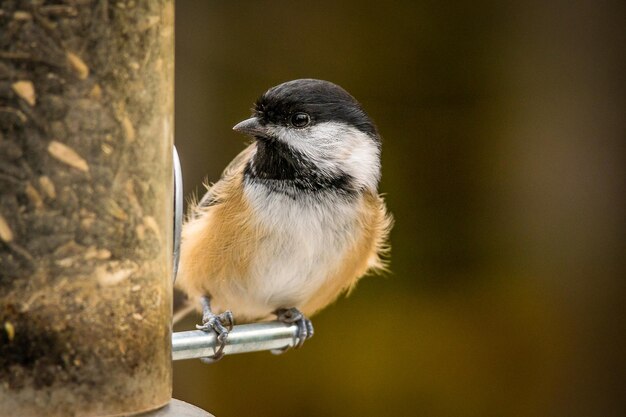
[{"left": 172, "top": 146, "right": 183, "bottom": 282}]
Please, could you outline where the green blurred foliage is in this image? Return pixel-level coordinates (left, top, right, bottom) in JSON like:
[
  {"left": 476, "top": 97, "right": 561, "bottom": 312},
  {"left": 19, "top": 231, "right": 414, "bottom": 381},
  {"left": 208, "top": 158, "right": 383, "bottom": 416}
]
[{"left": 173, "top": 1, "right": 625, "bottom": 416}]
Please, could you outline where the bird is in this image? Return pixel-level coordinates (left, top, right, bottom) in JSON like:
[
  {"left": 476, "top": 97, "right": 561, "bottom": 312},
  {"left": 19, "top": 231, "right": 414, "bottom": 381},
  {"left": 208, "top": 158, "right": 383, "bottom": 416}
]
[{"left": 175, "top": 79, "right": 393, "bottom": 361}]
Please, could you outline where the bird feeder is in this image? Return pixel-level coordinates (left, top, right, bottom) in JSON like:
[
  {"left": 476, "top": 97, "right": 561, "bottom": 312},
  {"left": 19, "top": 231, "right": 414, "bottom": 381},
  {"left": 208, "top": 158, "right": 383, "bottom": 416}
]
[{"left": 0, "top": 1, "right": 174, "bottom": 415}]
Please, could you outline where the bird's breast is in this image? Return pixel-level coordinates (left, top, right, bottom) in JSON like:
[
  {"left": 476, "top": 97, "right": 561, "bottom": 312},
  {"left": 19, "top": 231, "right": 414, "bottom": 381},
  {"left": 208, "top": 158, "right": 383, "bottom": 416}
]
[{"left": 238, "top": 183, "right": 363, "bottom": 314}]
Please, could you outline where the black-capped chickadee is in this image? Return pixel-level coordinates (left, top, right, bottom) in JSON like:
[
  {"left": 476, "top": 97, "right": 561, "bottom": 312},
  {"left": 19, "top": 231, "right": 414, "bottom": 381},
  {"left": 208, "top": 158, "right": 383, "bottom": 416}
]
[{"left": 176, "top": 79, "right": 392, "bottom": 360}]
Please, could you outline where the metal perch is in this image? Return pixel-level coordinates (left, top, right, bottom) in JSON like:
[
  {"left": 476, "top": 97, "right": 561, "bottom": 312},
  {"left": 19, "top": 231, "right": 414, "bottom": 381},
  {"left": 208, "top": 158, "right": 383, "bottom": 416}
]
[{"left": 172, "top": 321, "right": 301, "bottom": 360}]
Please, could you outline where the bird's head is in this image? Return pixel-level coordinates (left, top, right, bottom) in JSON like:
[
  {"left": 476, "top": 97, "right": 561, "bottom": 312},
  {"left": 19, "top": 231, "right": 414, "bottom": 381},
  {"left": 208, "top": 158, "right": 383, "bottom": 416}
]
[{"left": 234, "top": 79, "right": 381, "bottom": 194}]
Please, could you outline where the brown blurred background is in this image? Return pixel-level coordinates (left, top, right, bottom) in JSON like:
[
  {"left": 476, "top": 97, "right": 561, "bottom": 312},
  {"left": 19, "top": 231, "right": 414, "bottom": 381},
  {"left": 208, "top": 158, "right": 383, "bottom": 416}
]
[{"left": 172, "top": 1, "right": 625, "bottom": 416}]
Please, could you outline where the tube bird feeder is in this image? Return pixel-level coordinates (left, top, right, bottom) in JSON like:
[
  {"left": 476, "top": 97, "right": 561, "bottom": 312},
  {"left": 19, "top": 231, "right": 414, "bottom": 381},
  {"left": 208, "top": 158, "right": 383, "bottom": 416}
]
[{"left": 0, "top": 1, "right": 174, "bottom": 415}]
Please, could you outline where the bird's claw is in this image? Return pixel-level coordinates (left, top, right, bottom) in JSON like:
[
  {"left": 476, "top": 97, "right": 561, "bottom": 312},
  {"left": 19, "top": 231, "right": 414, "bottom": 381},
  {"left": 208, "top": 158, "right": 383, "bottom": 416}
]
[
  {"left": 196, "top": 310, "right": 234, "bottom": 362},
  {"left": 272, "top": 307, "right": 314, "bottom": 354}
]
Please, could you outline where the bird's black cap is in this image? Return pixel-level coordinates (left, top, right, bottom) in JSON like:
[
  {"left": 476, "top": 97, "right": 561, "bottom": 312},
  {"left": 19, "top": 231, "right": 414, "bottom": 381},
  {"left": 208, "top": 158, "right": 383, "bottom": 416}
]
[{"left": 254, "top": 79, "right": 378, "bottom": 138}]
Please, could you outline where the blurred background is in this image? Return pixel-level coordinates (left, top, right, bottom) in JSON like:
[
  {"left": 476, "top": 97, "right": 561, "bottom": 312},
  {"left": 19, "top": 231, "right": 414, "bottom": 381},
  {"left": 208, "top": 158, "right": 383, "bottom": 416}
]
[{"left": 173, "top": 1, "right": 625, "bottom": 416}]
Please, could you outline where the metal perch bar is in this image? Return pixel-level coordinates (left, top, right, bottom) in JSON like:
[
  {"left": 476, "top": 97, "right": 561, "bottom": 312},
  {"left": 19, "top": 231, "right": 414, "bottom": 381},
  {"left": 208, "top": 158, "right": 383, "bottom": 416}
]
[{"left": 172, "top": 321, "right": 300, "bottom": 360}]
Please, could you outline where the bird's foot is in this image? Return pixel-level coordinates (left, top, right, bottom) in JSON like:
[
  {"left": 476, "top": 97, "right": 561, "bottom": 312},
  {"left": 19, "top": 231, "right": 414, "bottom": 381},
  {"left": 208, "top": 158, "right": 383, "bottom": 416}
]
[
  {"left": 196, "top": 296, "right": 234, "bottom": 363},
  {"left": 271, "top": 307, "right": 314, "bottom": 354},
  {"left": 196, "top": 310, "right": 234, "bottom": 363}
]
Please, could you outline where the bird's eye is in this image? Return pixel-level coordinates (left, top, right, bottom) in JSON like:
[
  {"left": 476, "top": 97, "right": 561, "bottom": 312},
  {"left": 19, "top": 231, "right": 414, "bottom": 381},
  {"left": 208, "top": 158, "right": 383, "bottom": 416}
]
[{"left": 290, "top": 112, "right": 310, "bottom": 128}]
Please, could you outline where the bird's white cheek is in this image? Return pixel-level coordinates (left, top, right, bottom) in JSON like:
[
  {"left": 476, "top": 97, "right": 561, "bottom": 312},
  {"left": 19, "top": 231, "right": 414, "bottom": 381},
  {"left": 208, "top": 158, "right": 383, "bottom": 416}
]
[
  {"left": 342, "top": 135, "right": 381, "bottom": 191},
  {"left": 314, "top": 124, "right": 381, "bottom": 191},
  {"left": 271, "top": 122, "right": 381, "bottom": 190}
]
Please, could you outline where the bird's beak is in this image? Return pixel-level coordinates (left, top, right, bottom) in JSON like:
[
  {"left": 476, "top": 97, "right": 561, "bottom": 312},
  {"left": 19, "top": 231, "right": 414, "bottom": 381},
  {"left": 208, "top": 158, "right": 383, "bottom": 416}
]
[{"left": 232, "top": 117, "right": 267, "bottom": 137}]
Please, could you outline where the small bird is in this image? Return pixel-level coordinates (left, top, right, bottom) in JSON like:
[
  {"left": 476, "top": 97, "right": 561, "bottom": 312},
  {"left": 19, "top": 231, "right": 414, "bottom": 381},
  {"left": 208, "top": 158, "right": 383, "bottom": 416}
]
[{"left": 176, "top": 79, "right": 392, "bottom": 360}]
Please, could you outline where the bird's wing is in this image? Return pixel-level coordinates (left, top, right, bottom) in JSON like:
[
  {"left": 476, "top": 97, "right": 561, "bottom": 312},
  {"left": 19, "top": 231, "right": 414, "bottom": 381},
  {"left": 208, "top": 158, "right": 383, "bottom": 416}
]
[{"left": 189, "top": 143, "right": 256, "bottom": 219}]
